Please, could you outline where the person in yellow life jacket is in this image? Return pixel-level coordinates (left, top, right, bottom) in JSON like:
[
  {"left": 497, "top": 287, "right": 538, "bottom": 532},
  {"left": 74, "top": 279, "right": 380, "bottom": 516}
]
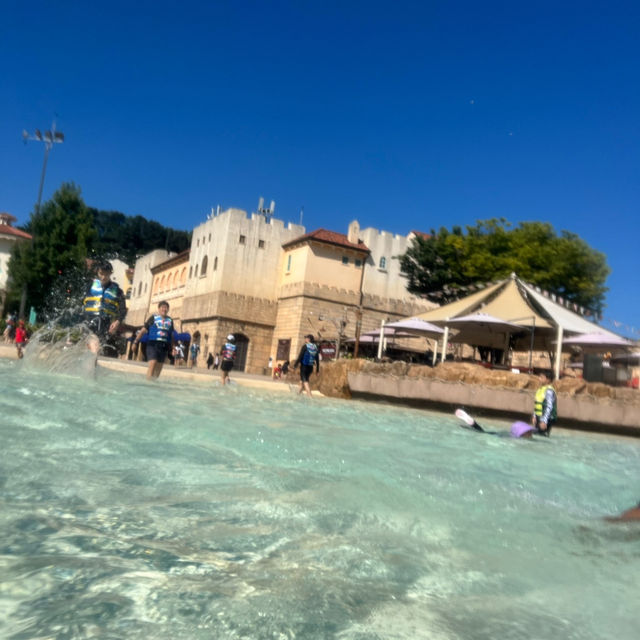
[
  {"left": 532, "top": 370, "right": 557, "bottom": 436},
  {"left": 83, "top": 261, "right": 127, "bottom": 355}
]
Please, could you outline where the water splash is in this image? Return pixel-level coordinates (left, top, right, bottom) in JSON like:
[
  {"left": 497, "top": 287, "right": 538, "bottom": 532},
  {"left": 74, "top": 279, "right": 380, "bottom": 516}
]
[{"left": 21, "top": 316, "right": 98, "bottom": 375}]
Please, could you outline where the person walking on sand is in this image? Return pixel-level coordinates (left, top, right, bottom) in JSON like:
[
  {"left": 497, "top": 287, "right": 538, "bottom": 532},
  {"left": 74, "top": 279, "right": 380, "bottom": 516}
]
[
  {"left": 293, "top": 334, "right": 320, "bottom": 397},
  {"left": 532, "top": 370, "right": 557, "bottom": 436},
  {"left": 220, "top": 335, "right": 236, "bottom": 385},
  {"left": 134, "top": 301, "right": 175, "bottom": 380}
]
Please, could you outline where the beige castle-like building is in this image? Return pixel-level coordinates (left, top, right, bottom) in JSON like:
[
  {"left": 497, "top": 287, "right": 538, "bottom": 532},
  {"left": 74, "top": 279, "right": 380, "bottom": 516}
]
[{"left": 126, "top": 207, "right": 433, "bottom": 373}]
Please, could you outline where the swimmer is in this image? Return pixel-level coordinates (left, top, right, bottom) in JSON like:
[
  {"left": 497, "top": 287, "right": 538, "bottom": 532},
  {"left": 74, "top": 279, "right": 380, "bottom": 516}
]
[{"left": 455, "top": 409, "right": 535, "bottom": 439}]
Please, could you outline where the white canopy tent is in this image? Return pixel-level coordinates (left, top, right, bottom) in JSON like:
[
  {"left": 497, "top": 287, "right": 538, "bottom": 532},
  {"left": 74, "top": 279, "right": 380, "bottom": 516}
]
[{"left": 411, "top": 273, "right": 628, "bottom": 379}]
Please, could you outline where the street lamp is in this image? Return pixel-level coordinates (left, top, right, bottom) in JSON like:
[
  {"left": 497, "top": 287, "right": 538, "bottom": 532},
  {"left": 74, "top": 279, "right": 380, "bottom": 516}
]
[{"left": 19, "top": 121, "right": 65, "bottom": 318}]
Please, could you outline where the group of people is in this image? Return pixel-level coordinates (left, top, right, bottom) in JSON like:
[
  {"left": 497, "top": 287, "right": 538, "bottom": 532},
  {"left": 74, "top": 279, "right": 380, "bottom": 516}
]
[{"left": 3, "top": 314, "right": 29, "bottom": 359}]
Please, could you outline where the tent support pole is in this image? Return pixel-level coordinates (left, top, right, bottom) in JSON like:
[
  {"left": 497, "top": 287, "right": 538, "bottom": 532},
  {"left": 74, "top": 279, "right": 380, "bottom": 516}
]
[
  {"left": 554, "top": 325, "right": 563, "bottom": 380},
  {"left": 441, "top": 325, "right": 449, "bottom": 363},
  {"left": 377, "top": 320, "right": 385, "bottom": 360}
]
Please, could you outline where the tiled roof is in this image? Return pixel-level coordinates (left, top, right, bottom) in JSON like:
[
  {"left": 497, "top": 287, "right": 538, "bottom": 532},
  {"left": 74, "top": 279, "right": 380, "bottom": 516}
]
[
  {"left": 0, "top": 223, "right": 32, "bottom": 240},
  {"left": 410, "top": 230, "right": 430, "bottom": 239},
  {"left": 283, "top": 228, "right": 370, "bottom": 253}
]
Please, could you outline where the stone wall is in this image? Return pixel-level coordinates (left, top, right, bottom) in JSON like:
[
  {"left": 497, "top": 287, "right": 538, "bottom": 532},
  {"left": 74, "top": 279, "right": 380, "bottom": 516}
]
[{"left": 312, "top": 360, "right": 640, "bottom": 434}]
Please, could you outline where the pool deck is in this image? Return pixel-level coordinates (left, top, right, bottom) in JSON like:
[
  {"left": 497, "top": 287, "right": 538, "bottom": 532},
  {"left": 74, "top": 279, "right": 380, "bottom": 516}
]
[{"left": 0, "top": 343, "right": 307, "bottom": 394}]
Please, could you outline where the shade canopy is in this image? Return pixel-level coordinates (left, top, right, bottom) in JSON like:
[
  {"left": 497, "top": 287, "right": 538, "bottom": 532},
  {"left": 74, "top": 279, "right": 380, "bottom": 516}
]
[
  {"left": 384, "top": 318, "right": 444, "bottom": 338},
  {"left": 561, "top": 332, "right": 634, "bottom": 348},
  {"left": 349, "top": 330, "right": 419, "bottom": 343},
  {"left": 442, "top": 312, "right": 524, "bottom": 334}
]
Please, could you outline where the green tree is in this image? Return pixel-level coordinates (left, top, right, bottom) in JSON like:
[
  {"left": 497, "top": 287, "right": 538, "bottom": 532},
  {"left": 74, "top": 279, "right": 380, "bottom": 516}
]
[
  {"left": 89, "top": 209, "right": 190, "bottom": 264},
  {"left": 7, "top": 183, "right": 96, "bottom": 316},
  {"left": 397, "top": 219, "right": 610, "bottom": 312}
]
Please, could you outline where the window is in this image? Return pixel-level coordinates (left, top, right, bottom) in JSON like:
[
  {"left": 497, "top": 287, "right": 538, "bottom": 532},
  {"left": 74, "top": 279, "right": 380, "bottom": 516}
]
[
  {"left": 197, "top": 238, "right": 200, "bottom": 247},
  {"left": 138, "top": 282, "right": 142, "bottom": 297},
  {"left": 379, "top": 257, "right": 387, "bottom": 269},
  {"left": 355, "top": 259, "right": 362, "bottom": 267},
  {"left": 286, "top": 255, "right": 292, "bottom": 271},
  {"left": 342, "top": 256, "right": 349, "bottom": 265},
  {"left": 194, "top": 264, "right": 199, "bottom": 278},
  {"left": 201, "top": 255, "right": 208, "bottom": 276},
  {"left": 239, "top": 234, "right": 246, "bottom": 244},
  {"left": 208, "top": 233, "right": 211, "bottom": 242},
  {"left": 258, "top": 239, "right": 265, "bottom": 249},
  {"left": 180, "top": 267, "right": 187, "bottom": 284},
  {"left": 159, "top": 275, "right": 166, "bottom": 291},
  {"left": 189, "top": 266, "right": 193, "bottom": 279},
  {"left": 213, "top": 256, "right": 218, "bottom": 271},
  {"left": 166, "top": 273, "right": 173, "bottom": 289}
]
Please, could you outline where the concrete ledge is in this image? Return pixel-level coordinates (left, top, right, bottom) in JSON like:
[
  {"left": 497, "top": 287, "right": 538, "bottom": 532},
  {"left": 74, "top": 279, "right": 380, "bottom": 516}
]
[{"left": 348, "top": 371, "right": 640, "bottom": 436}]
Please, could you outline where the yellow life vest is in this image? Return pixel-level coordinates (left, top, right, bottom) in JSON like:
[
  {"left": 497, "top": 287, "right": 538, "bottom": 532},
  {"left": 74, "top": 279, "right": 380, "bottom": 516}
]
[{"left": 534, "top": 384, "right": 557, "bottom": 420}]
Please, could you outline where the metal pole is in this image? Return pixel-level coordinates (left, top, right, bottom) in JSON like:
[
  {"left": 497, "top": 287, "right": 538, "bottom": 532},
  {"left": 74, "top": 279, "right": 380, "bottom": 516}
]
[{"left": 19, "top": 121, "right": 64, "bottom": 319}]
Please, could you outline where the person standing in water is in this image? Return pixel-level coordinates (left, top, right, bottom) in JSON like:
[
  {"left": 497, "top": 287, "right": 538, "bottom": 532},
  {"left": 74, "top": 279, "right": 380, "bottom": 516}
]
[
  {"left": 293, "top": 334, "right": 320, "bottom": 397},
  {"left": 134, "top": 301, "right": 175, "bottom": 380},
  {"left": 220, "top": 334, "right": 236, "bottom": 385},
  {"left": 532, "top": 371, "right": 557, "bottom": 436},
  {"left": 83, "top": 261, "right": 127, "bottom": 356}
]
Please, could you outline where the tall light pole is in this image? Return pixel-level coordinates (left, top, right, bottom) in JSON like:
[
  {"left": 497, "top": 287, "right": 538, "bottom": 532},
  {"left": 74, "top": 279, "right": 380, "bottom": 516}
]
[{"left": 19, "top": 121, "right": 65, "bottom": 318}]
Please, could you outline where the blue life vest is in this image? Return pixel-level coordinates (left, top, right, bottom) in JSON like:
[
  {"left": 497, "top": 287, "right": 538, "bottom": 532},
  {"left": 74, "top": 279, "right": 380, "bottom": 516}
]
[
  {"left": 222, "top": 342, "right": 236, "bottom": 360},
  {"left": 83, "top": 279, "right": 122, "bottom": 319},
  {"left": 302, "top": 342, "right": 318, "bottom": 366},
  {"left": 148, "top": 315, "right": 173, "bottom": 342}
]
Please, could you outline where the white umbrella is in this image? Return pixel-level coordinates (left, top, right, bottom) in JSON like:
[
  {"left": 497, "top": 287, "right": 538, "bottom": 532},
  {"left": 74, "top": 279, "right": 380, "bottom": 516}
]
[
  {"left": 561, "top": 332, "right": 633, "bottom": 349},
  {"left": 442, "top": 312, "right": 524, "bottom": 334},
  {"left": 384, "top": 318, "right": 444, "bottom": 337}
]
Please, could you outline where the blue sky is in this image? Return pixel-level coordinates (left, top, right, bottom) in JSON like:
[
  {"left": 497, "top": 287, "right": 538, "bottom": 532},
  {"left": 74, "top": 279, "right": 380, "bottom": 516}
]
[{"left": 1, "top": 1, "right": 639, "bottom": 336}]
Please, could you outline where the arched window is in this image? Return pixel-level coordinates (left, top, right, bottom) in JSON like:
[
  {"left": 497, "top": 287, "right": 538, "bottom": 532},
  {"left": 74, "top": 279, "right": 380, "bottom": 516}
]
[
  {"left": 166, "top": 273, "right": 173, "bottom": 290},
  {"left": 213, "top": 256, "right": 218, "bottom": 271},
  {"left": 159, "top": 275, "right": 166, "bottom": 291},
  {"left": 379, "top": 256, "right": 387, "bottom": 269},
  {"left": 153, "top": 278, "right": 159, "bottom": 294},
  {"left": 180, "top": 267, "right": 187, "bottom": 284},
  {"left": 201, "top": 255, "right": 208, "bottom": 276}
]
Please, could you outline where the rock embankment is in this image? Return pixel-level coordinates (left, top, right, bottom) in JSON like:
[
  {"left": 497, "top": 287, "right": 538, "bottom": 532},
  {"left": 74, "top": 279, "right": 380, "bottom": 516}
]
[
  {"left": 314, "top": 360, "right": 640, "bottom": 403},
  {"left": 312, "top": 360, "right": 640, "bottom": 433}
]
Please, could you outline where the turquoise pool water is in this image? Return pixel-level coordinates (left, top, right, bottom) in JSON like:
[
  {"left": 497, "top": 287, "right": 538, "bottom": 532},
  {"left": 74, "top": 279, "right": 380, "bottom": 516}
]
[{"left": 0, "top": 357, "right": 638, "bottom": 639}]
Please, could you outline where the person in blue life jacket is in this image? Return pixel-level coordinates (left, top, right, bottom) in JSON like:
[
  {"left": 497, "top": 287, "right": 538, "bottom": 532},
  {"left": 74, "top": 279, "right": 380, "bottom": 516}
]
[
  {"left": 532, "top": 370, "right": 558, "bottom": 436},
  {"left": 220, "top": 334, "right": 236, "bottom": 385},
  {"left": 134, "top": 300, "right": 175, "bottom": 380},
  {"left": 83, "top": 261, "right": 127, "bottom": 356},
  {"left": 293, "top": 334, "right": 320, "bottom": 397}
]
